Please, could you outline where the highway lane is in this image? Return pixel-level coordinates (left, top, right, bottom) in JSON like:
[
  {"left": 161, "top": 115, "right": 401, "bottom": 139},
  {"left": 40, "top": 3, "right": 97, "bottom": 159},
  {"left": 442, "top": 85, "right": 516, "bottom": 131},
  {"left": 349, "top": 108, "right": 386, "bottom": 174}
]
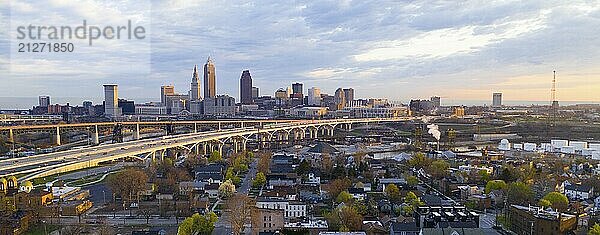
[{"left": 0, "top": 128, "right": 248, "bottom": 171}]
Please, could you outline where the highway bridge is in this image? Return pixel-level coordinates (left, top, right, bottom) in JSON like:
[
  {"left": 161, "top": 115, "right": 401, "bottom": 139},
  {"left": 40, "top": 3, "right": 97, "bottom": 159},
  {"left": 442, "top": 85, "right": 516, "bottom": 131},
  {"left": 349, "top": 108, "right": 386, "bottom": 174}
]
[
  {"left": 0, "top": 114, "right": 63, "bottom": 124},
  {"left": 0, "top": 117, "right": 411, "bottom": 182},
  {"left": 0, "top": 119, "right": 299, "bottom": 146}
]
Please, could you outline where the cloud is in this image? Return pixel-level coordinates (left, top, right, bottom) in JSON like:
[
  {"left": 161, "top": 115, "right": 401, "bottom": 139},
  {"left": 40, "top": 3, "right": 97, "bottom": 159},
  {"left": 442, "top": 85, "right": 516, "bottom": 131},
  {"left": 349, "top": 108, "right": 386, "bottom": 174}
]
[{"left": 1, "top": 0, "right": 599, "bottom": 108}]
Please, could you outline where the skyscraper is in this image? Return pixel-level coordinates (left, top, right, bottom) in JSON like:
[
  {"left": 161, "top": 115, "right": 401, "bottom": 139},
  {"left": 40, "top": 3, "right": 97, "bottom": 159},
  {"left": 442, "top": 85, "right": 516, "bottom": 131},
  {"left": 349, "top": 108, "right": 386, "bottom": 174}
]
[
  {"left": 343, "top": 88, "right": 354, "bottom": 104},
  {"left": 161, "top": 85, "right": 175, "bottom": 105},
  {"left": 334, "top": 88, "right": 346, "bottom": 110},
  {"left": 308, "top": 87, "right": 321, "bottom": 106},
  {"left": 104, "top": 84, "right": 120, "bottom": 118},
  {"left": 190, "top": 65, "right": 201, "bottom": 101},
  {"left": 252, "top": 87, "right": 259, "bottom": 99},
  {"left": 430, "top": 96, "right": 441, "bottom": 108},
  {"left": 203, "top": 57, "right": 216, "bottom": 99},
  {"left": 492, "top": 92, "right": 502, "bottom": 107},
  {"left": 39, "top": 96, "right": 50, "bottom": 107},
  {"left": 240, "top": 70, "right": 253, "bottom": 104},
  {"left": 292, "top": 83, "right": 303, "bottom": 95}
]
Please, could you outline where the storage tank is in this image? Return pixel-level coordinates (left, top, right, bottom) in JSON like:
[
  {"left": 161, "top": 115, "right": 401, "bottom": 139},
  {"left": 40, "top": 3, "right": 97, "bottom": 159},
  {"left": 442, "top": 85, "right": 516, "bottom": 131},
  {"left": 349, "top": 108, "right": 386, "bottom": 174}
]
[
  {"left": 551, "top": 140, "right": 569, "bottom": 151},
  {"left": 589, "top": 143, "right": 600, "bottom": 151},
  {"left": 523, "top": 143, "right": 537, "bottom": 152},
  {"left": 561, "top": 146, "right": 575, "bottom": 154},
  {"left": 593, "top": 151, "right": 600, "bottom": 160},
  {"left": 498, "top": 139, "right": 510, "bottom": 151},
  {"left": 569, "top": 141, "right": 588, "bottom": 151}
]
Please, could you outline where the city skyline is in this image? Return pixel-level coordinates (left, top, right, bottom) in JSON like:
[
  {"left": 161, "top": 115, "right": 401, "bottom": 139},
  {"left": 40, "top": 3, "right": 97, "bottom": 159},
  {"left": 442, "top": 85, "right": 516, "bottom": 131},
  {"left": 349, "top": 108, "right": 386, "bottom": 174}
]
[{"left": 1, "top": 1, "right": 600, "bottom": 104}]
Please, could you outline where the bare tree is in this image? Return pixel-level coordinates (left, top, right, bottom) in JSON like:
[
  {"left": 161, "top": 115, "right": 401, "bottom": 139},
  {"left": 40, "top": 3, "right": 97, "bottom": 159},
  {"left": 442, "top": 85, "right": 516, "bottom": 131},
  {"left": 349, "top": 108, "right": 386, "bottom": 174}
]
[
  {"left": 257, "top": 152, "right": 272, "bottom": 174},
  {"left": 226, "top": 194, "right": 254, "bottom": 235}
]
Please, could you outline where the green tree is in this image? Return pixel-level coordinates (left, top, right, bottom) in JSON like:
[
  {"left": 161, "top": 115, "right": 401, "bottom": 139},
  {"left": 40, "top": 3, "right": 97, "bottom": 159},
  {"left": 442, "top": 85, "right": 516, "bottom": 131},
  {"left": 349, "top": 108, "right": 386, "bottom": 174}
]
[
  {"left": 225, "top": 168, "right": 241, "bottom": 185},
  {"left": 478, "top": 169, "right": 490, "bottom": 183},
  {"left": 485, "top": 180, "right": 507, "bottom": 194},
  {"left": 218, "top": 180, "right": 236, "bottom": 198},
  {"left": 428, "top": 160, "right": 450, "bottom": 179},
  {"left": 231, "top": 155, "right": 249, "bottom": 173},
  {"left": 507, "top": 182, "right": 533, "bottom": 205},
  {"left": 336, "top": 191, "right": 353, "bottom": 204},
  {"left": 407, "top": 152, "right": 431, "bottom": 169},
  {"left": 385, "top": 184, "right": 402, "bottom": 203},
  {"left": 542, "top": 192, "right": 569, "bottom": 211},
  {"left": 178, "top": 212, "right": 218, "bottom": 235},
  {"left": 252, "top": 172, "right": 267, "bottom": 188},
  {"left": 406, "top": 175, "right": 419, "bottom": 188},
  {"left": 208, "top": 151, "right": 222, "bottom": 163},
  {"left": 402, "top": 191, "right": 424, "bottom": 215},
  {"left": 589, "top": 223, "right": 600, "bottom": 235},
  {"left": 538, "top": 199, "right": 551, "bottom": 207}
]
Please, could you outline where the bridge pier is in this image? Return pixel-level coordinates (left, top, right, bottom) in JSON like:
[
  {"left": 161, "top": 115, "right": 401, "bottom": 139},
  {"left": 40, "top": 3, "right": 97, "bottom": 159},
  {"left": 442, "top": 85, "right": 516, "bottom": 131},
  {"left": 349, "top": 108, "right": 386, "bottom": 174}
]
[
  {"left": 242, "top": 139, "right": 247, "bottom": 151},
  {"left": 92, "top": 125, "right": 99, "bottom": 145},
  {"left": 134, "top": 124, "right": 140, "bottom": 140},
  {"left": 160, "top": 150, "right": 166, "bottom": 162},
  {"left": 55, "top": 126, "right": 61, "bottom": 146},
  {"left": 218, "top": 122, "right": 221, "bottom": 130},
  {"left": 241, "top": 122, "right": 244, "bottom": 128},
  {"left": 203, "top": 142, "right": 207, "bottom": 155},
  {"left": 233, "top": 139, "right": 238, "bottom": 153},
  {"left": 218, "top": 143, "right": 223, "bottom": 156},
  {"left": 8, "top": 128, "right": 14, "bottom": 143},
  {"left": 194, "top": 123, "right": 198, "bottom": 133}
]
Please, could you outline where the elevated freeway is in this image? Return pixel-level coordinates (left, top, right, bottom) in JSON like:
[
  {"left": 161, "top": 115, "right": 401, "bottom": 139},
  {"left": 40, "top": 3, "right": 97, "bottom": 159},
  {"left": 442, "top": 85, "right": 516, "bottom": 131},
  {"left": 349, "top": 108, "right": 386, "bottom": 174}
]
[
  {"left": 0, "top": 118, "right": 411, "bottom": 182},
  {"left": 0, "top": 119, "right": 298, "bottom": 145}
]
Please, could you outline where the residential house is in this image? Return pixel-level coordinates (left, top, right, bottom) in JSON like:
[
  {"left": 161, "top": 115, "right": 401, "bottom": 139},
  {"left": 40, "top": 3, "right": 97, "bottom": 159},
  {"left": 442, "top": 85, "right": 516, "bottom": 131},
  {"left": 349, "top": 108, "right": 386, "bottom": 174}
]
[{"left": 564, "top": 184, "right": 594, "bottom": 200}]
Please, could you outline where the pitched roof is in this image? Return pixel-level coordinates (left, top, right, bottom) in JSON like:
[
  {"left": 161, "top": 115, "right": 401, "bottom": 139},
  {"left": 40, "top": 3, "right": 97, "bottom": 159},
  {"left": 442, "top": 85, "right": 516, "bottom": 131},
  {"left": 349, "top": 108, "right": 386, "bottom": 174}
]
[{"left": 308, "top": 142, "right": 338, "bottom": 154}]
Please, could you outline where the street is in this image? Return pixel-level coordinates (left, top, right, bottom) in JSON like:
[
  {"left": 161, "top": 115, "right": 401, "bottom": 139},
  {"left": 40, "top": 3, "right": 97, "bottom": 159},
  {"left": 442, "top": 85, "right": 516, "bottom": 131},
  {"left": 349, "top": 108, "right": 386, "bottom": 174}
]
[{"left": 212, "top": 158, "right": 258, "bottom": 234}]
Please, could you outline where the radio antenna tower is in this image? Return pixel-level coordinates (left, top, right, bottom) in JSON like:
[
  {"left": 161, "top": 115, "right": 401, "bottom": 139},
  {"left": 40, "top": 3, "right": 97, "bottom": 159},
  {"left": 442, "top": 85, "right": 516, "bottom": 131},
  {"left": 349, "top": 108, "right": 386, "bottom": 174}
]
[{"left": 551, "top": 70, "right": 559, "bottom": 126}]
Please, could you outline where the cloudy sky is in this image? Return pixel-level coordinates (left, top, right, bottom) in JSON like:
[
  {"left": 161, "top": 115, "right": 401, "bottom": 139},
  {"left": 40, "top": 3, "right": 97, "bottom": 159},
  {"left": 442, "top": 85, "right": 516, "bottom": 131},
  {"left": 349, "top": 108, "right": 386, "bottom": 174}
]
[{"left": 1, "top": 0, "right": 599, "bottom": 107}]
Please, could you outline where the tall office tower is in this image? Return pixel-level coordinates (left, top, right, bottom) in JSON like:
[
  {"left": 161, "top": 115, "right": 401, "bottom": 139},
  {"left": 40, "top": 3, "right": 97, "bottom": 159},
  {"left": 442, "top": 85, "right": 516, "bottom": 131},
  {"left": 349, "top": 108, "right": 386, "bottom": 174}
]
[
  {"left": 103, "top": 84, "right": 120, "bottom": 117},
  {"left": 38, "top": 96, "right": 50, "bottom": 107},
  {"left": 251, "top": 87, "right": 259, "bottom": 99},
  {"left": 308, "top": 87, "right": 322, "bottom": 106},
  {"left": 190, "top": 65, "right": 201, "bottom": 101},
  {"left": 343, "top": 88, "right": 354, "bottom": 104},
  {"left": 334, "top": 88, "right": 346, "bottom": 110},
  {"left": 240, "top": 70, "right": 253, "bottom": 104},
  {"left": 492, "top": 92, "right": 502, "bottom": 107},
  {"left": 430, "top": 96, "right": 441, "bottom": 108},
  {"left": 292, "top": 82, "right": 303, "bottom": 95},
  {"left": 203, "top": 57, "right": 216, "bottom": 99},
  {"left": 161, "top": 85, "right": 175, "bottom": 105}
]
